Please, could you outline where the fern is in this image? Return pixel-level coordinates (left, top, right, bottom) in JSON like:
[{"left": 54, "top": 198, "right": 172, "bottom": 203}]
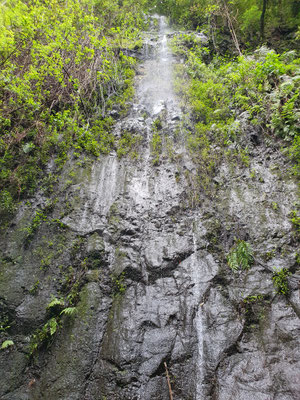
[
  {"left": 227, "top": 249, "right": 239, "bottom": 271},
  {"left": 1, "top": 340, "right": 14, "bottom": 350},
  {"left": 48, "top": 318, "right": 58, "bottom": 336},
  {"left": 60, "top": 307, "right": 78, "bottom": 318},
  {"left": 47, "top": 297, "right": 64, "bottom": 310},
  {"left": 227, "top": 240, "right": 253, "bottom": 271},
  {"left": 28, "top": 317, "right": 59, "bottom": 356}
]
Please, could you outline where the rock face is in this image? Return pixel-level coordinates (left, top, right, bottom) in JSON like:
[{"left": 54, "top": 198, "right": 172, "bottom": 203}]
[{"left": 0, "top": 16, "right": 299, "bottom": 400}]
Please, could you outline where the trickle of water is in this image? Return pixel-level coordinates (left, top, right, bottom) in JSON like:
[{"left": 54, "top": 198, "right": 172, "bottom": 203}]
[{"left": 191, "top": 233, "right": 204, "bottom": 399}]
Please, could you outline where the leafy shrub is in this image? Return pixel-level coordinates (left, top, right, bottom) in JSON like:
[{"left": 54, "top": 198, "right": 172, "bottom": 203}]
[
  {"left": 272, "top": 268, "right": 291, "bottom": 295},
  {"left": 227, "top": 240, "right": 253, "bottom": 271},
  {"left": 29, "top": 298, "right": 78, "bottom": 356},
  {"left": 173, "top": 34, "right": 300, "bottom": 177},
  {"left": 117, "top": 132, "right": 141, "bottom": 159},
  {"left": 47, "top": 297, "right": 65, "bottom": 312},
  {"left": 0, "top": 0, "right": 146, "bottom": 211},
  {"left": 0, "top": 190, "right": 15, "bottom": 216},
  {"left": 151, "top": 130, "right": 162, "bottom": 165}
]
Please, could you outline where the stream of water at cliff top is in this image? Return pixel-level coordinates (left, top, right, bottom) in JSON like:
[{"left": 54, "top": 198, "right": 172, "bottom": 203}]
[{"left": 137, "top": 15, "right": 179, "bottom": 116}]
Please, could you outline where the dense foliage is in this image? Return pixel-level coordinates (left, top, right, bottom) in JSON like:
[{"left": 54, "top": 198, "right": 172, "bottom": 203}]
[
  {"left": 0, "top": 0, "right": 146, "bottom": 218},
  {"left": 173, "top": 33, "right": 300, "bottom": 187},
  {"left": 1, "top": 0, "right": 299, "bottom": 222},
  {"left": 150, "top": 0, "right": 300, "bottom": 51}
]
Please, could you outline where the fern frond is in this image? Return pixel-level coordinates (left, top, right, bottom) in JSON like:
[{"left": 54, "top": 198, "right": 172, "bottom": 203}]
[
  {"left": 1, "top": 340, "right": 14, "bottom": 350},
  {"left": 60, "top": 307, "right": 78, "bottom": 318},
  {"left": 48, "top": 318, "right": 58, "bottom": 336},
  {"left": 47, "top": 297, "right": 64, "bottom": 310}
]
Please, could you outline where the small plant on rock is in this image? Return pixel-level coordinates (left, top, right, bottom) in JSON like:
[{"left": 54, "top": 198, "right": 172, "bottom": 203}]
[
  {"left": 227, "top": 239, "right": 253, "bottom": 271},
  {"left": 1, "top": 340, "right": 14, "bottom": 350},
  {"left": 150, "top": 131, "right": 162, "bottom": 165},
  {"left": 29, "top": 297, "right": 78, "bottom": 357},
  {"left": 272, "top": 268, "right": 291, "bottom": 295},
  {"left": 28, "top": 317, "right": 59, "bottom": 356},
  {"left": 289, "top": 209, "right": 300, "bottom": 240},
  {"left": 111, "top": 272, "right": 126, "bottom": 296},
  {"left": 60, "top": 307, "right": 78, "bottom": 317},
  {"left": 47, "top": 297, "right": 65, "bottom": 312}
]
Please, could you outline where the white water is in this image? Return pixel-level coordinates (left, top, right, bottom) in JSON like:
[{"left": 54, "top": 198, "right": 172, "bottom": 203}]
[
  {"left": 137, "top": 16, "right": 179, "bottom": 115},
  {"left": 191, "top": 232, "right": 205, "bottom": 399},
  {"left": 69, "top": 16, "right": 208, "bottom": 398}
]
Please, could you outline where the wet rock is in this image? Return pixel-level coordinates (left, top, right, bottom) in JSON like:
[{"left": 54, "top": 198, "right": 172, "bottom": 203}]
[
  {"left": 0, "top": 15, "right": 299, "bottom": 400},
  {"left": 109, "top": 109, "right": 120, "bottom": 119}
]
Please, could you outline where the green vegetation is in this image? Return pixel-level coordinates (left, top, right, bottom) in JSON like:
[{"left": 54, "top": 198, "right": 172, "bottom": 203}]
[
  {"left": 0, "top": 0, "right": 147, "bottom": 218},
  {"left": 29, "top": 280, "right": 40, "bottom": 295},
  {"left": 1, "top": 339, "right": 14, "bottom": 350},
  {"left": 23, "top": 209, "right": 48, "bottom": 245},
  {"left": 29, "top": 296, "right": 78, "bottom": 356},
  {"left": 0, "top": 315, "right": 11, "bottom": 334},
  {"left": 117, "top": 132, "right": 142, "bottom": 159},
  {"left": 60, "top": 307, "right": 78, "bottom": 317},
  {"left": 29, "top": 317, "right": 59, "bottom": 356},
  {"left": 47, "top": 297, "right": 65, "bottom": 311},
  {"left": 289, "top": 208, "right": 300, "bottom": 238},
  {"left": 272, "top": 267, "right": 291, "bottom": 295},
  {"left": 243, "top": 294, "right": 264, "bottom": 304},
  {"left": 150, "top": 0, "right": 300, "bottom": 51},
  {"left": 263, "top": 248, "right": 276, "bottom": 262},
  {"left": 28, "top": 243, "right": 87, "bottom": 357},
  {"left": 151, "top": 120, "right": 163, "bottom": 165},
  {"left": 173, "top": 33, "right": 300, "bottom": 179},
  {"left": 0, "top": 190, "right": 15, "bottom": 218},
  {"left": 22, "top": 199, "right": 68, "bottom": 246},
  {"left": 111, "top": 272, "right": 126, "bottom": 296},
  {"left": 227, "top": 239, "right": 253, "bottom": 271},
  {"left": 242, "top": 294, "right": 269, "bottom": 331},
  {"left": 1, "top": 1, "right": 299, "bottom": 223}
]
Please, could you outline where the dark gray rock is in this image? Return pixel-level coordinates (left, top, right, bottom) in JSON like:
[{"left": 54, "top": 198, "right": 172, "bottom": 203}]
[{"left": 0, "top": 15, "right": 299, "bottom": 400}]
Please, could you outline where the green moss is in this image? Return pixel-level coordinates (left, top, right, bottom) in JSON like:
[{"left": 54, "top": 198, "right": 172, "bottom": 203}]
[{"left": 76, "top": 285, "right": 91, "bottom": 320}]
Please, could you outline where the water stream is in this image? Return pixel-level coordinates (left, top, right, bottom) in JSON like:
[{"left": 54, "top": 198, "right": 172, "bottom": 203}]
[
  {"left": 63, "top": 15, "right": 207, "bottom": 398},
  {"left": 137, "top": 15, "right": 179, "bottom": 116}
]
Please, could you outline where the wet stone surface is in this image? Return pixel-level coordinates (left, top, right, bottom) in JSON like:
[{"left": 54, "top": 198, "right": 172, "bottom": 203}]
[{"left": 0, "top": 15, "right": 299, "bottom": 400}]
